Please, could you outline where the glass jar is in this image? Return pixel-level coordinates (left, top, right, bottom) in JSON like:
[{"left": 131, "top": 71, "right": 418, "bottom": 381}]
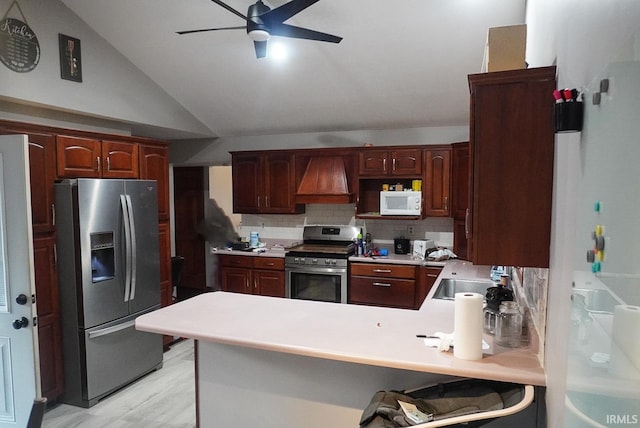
[
  {"left": 495, "top": 301, "right": 523, "bottom": 347},
  {"left": 483, "top": 307, "right": 500, "bottom": 334}
]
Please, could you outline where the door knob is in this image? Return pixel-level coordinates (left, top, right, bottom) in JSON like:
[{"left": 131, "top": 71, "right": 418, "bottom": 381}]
[
  {"left": 12, "top": 317, "right": 29, "bottom": 330},
  {"left": 16, "top": 294, "right": 28, "bottom": 305}
]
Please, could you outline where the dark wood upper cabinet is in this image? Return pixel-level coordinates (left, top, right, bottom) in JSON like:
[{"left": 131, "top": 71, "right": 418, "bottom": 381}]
[
  {"left": 231, "top": 152, "right": 302, "bottom": 214},
  {"left": 264, "top": 153, "right": 299, "bottom": 212},
  {"left": 29, "top": 134, "right": 57, "bottom": 234},
  {"left": 101, "top": 140, "right": 139, "bottom": 179},
  {"left": 139, "top": 144, "right": 170, "bottom": 221},
  {"left": 451, "top": 142, "right": 470, "bottom": 220},
  {"left": 56, "top": 135, "right": 139, "bottom": 178},
  {"left": 424, "top": 148, "right": 451, "bottom": 217},
  {"left": 468, "top": 66, "right": 556, "bottom": 268},
  {"left": 56, "top": 135, "right": 101, "bottom": 177},
  {"left": 451, "top": 142, "right": 470, "bottom": 260},
  {"left": 0, "top": 130, "right": 57, "bottom": 234},
  {"left": 232, "top": 154, "right": 261, "bottom": 213},
  {"left": 359, "top": 148, "right": 422, "bottom": 176}
]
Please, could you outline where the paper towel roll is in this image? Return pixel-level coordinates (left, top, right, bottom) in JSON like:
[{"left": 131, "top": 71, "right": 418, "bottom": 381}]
[
  {"left": 453, "top": 292, "right": 484, "bottom": 360},
  {"left": 609, "top": 304, "right": 640, "bottom": 378}
]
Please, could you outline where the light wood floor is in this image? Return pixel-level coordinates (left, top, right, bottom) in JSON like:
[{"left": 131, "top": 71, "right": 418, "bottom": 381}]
[{"left": 43, "top": 339, "right": 196, "bottom": 428}]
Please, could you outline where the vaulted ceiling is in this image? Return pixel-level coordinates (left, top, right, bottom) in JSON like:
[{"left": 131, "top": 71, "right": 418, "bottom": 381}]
[{"left": 61, "top": 0, "right": 525, "bottom": 138}]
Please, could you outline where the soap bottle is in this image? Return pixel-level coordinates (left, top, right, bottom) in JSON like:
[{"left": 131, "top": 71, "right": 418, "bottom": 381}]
[{"left": 356, "top": 229, "right": 364, "bottom": 256}]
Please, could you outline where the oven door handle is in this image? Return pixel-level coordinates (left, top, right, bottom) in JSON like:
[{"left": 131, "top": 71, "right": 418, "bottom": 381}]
[{"left": 285, "top": 266, "right": 347, "bottom": 274}]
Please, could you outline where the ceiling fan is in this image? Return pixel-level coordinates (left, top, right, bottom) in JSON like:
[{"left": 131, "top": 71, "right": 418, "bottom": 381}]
[{"left": 177, "top": 0, "right": 342, "bottom": 59}]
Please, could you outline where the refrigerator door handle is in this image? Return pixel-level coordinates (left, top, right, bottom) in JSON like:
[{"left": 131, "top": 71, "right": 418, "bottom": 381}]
[
  {"left": 87, "top": 319, "right": 136, "bottom": 339},
  {"left": 121, "top": 194, "right": 133, "bottom": 302},
  {"left": 125, "top": 194, "right": 137, "bottom": 300}
]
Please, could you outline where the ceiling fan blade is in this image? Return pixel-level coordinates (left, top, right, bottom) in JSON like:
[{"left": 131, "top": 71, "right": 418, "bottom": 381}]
[
  {"left": 269, "top": 23, "right": 342, "bottom": 43},
  {"left": 177, "top": 26, "right": 245, "bottom": 35},
  {"left": 254, "top": 40, "right": 268, "bottom": 58},
  {"left": 210, "top": 0, "right": 248, "bottom": 21},
  {"left": 263, "top": 0, "right": 320, "bottom": 24}
]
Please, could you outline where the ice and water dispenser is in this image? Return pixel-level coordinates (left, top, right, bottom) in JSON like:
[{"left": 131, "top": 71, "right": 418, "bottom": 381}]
[{"left": 90, "top": 232, "right": 115, "bottom": 282}]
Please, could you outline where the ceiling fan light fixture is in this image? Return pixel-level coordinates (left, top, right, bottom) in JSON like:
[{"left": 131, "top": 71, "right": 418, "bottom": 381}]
[{"left": 248, "top": 29, "right": 270, "bottom": 42}]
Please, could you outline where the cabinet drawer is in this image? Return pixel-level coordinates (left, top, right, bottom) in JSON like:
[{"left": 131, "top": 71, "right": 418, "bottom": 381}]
[
  {"left": 349, "top": 276, "right": 416, "bottom": 309},
  {"left": 350, "top": 263, "right": 416, "bottom": 279},
  {"left": 253, "top": 257, "right": 284, "bottom": 270},
  {"left": 219, "top": 255, "right": 253, "bottom": 268}
]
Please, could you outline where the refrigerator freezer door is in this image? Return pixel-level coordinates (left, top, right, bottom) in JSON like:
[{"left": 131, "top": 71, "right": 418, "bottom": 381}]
[
  {"left": 124, "top": 180, "right": 161, "bottom": 314},
  {"left": 75, "top": 179, "right": 130, "bottom": 328},
  {"left": 82, "top": 309, "right": 162, "bottom": 406}
]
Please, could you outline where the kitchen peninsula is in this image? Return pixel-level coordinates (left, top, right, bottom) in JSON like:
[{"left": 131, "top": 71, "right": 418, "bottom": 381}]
[{"left": 136, "top": 261, "right": 545, "bottom": 427}]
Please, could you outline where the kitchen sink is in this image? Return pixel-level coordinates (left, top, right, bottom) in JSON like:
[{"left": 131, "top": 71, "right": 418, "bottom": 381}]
[
  {"left": 572, "top": 288, "right": 623, "bottom": 313},
  {"left": 432, "top": 278, "right": 496, "bottom": 300}
]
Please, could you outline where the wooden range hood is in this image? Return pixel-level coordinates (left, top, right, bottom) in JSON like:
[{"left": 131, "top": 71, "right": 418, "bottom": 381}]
[{"left": 296, "top": 156, "right": 353, "bottom": 204}]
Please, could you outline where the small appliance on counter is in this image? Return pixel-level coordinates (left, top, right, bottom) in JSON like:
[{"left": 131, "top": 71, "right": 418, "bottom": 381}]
[
  {"left": 412, "top": 239, "right": 436, "bottom": 260},
  {"left": 483, "top": 283, "right": 514, "bottom": 334},
  {"left": 230, "top": 241, "right": 251, "bottom": 251},
  {"left": 394, "top": 236, "right": 410, "bottom": 254}
]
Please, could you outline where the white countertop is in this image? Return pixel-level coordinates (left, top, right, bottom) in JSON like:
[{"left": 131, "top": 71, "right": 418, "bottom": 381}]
[
  {"left": 136, "top": 260, "right": 545, "bottom": 386},
  {"left": 349, "top": 253, "right": 448, "bottom": 267}
]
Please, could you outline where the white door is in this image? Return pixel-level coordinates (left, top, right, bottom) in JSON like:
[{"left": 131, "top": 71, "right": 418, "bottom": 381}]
[{"left": 0, "top": 135, "right": 39, "bottom": 427}]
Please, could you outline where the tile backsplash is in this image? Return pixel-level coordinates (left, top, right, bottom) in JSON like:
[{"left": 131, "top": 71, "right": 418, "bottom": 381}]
[
  {"left": 512, "top": 267, "right": 549, "bottom": 365},
  {"left": 236, "top": 203, "right": 454, "bottom": 248}
]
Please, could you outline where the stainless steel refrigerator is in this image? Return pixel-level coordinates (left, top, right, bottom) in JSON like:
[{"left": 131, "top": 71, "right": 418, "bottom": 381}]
[{"left": 55, "top": 178, "right": 163, "bottom": 408}]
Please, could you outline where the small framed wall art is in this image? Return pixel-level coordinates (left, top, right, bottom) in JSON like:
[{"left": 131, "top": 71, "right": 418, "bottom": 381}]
[{"left": 58, "top": 33, "right": 82, "bottom": 82}]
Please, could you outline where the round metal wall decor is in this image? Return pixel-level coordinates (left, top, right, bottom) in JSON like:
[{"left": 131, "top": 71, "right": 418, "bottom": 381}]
[{"left": 0, "top": 17, "right": 41, "bottom": 72}]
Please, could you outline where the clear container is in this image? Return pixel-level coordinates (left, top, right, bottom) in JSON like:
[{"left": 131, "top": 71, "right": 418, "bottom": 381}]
[
  {"left": 483, "top": 307, "right": 500, "bottom": 334},
  {"left": 495, "top": 301, "right": 523, "bottom": 347},
  {"left": 250, "top": 231, "right": 259, "bottom": 248}
]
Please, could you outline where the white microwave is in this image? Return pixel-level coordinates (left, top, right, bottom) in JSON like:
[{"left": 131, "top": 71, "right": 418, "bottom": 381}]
[{"left": 380, "top": 191, "right": 422, "bottom": 216}]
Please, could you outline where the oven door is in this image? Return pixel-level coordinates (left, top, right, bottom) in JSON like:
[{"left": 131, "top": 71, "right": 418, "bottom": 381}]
[{"left": 286, "top": 265, "right": 347, "bottom": 304}]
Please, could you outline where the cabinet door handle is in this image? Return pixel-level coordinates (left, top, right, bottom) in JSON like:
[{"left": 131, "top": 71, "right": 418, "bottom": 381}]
[
  {"left": 51, "top": 204, "right": 55, "bottom": 226},
  {"left": 444, "top": 196, "right": 448, "bottom": 211},
  {"left": 373, "top": 282, "right": 391, "bottom": 287},
  {"left": 373, "top": 269, "right": 392, "bottom": 273},
  {"left": 96, "top": 156, "right": 101, "bottom": 172},
  {"left": 427, "top": 274, "right": 439, "bottom": 278},
  {"left": 465, "top": 208, "right": 470, "bottom": 239},
  {"left": 106, "top": 156, "right": 111, "bottom": 172},
  {"left": 392, "top": 158, "right": 396, "bottom": 172},
  {"left": 257, "top": 196, "right": 261, "bottom": 208},
  {"left": 382, "top": 158, "right": 387, "bottom": 173},
  {"left": 264, "top": 262, "right": 275, "bottom": 267},
  {"left": 265, "top": 195, "right": 269, "bottom": 208}
]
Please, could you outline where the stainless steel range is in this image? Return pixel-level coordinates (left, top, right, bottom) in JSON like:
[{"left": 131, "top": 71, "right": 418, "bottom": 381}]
[{"left": 285, "top": 225, "right": 360, "bottom": 303}]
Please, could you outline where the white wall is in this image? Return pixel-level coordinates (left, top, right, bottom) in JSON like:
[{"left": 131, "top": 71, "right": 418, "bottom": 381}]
[
  {"left": 0, "top": 0, "right": 211, "bottom": 139},
  {"left": 525, "top": 1, "right": 640, "bottom": 427},
  {"left": 170, "top": 125, "right": 469, "bottom": 166}
]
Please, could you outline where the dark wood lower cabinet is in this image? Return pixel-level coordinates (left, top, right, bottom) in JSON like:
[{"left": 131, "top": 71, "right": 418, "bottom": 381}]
[
  {"left": 33, "top": 235, "right": 64, "bottom": 401},
  {"left": 349, "top": 263, "right": 442, "bottom": 309},
  {"left": 219, "top": 255, "right": 285, "bottom": 297},
  {"left": 349, "top": 263, "right": 418, "bottom": 309}
]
